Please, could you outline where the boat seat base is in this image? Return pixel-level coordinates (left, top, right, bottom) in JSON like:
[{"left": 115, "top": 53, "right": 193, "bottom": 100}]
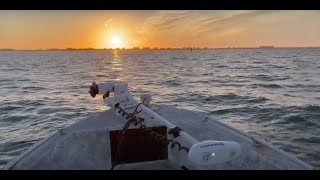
[{"left": 109, "top": 126, "right": 168, "bottom": 169}]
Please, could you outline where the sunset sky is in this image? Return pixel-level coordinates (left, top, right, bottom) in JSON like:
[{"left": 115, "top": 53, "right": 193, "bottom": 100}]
[{"left": 1, "top": 10, "right": 320, "bottom": 50}]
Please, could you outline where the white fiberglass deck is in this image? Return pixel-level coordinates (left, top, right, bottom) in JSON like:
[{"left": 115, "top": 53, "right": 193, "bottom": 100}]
[{"left": 3, "top": 105, "right": 314, "bottom": 170}]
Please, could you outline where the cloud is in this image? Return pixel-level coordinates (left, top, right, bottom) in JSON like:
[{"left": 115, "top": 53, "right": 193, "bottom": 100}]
[
  {"left": 104, "top": 18, "right": 113, "bottom": 30},
  {"left": 133, "top": 10, "right": 320, "bottom": 47},
  {"left": 99, "top": 10, "right": 320, "bottom": 47},
  {"left": 135, "top": 11, "right": 267, "bottom": 46}
]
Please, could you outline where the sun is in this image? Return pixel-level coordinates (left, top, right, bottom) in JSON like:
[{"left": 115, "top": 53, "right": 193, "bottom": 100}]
[{"left": 111, "top": 35, "right": 123, "bottom": 48}]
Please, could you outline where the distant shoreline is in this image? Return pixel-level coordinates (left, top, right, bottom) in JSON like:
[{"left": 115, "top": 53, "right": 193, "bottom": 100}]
[{"left": 1, "top": 47, "right": 319, "bottom": 51}]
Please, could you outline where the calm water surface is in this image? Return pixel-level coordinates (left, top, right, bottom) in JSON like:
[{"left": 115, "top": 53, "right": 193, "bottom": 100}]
[{"left": 0, "top": 48, "right": 319, "bottom": 169}]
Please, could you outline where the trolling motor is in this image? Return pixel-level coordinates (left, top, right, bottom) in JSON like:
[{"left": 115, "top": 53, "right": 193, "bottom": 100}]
[
  {"left": 89, "top": 81, "right": 242, "bottom": 167},
  {"left": 89, "top": 81, "right": 127, "bottom": 99}
]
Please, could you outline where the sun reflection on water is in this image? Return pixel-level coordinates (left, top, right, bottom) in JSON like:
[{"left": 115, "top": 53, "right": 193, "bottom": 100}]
[{"left": 110, "top": 50, "right": 123, "bottom": 71}]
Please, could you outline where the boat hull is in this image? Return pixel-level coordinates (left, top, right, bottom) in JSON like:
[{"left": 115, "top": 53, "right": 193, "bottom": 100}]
[{"left": 3, "top": 105, "right": 313, "bottom": 170}]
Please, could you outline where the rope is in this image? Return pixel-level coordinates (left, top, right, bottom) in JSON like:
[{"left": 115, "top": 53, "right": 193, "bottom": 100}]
[
  {"left": 138, "top": 123, "right": 189, "bottom": 153},
  {"left": 117, "top": 102, "right": 190, "bottom": 153},
  {"left": 110, "top": 102, "right": 190, "bottom": 170}
]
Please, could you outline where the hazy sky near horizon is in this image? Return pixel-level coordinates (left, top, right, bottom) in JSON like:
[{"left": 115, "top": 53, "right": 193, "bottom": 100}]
[{"left": 1, "top": 10, "right": 320, "bottom": 49}]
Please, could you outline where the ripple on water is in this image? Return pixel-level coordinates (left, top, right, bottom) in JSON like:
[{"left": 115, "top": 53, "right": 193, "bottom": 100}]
[
  {"left": 1, "top": 115, "right": 31, "bottom": 123},
  {"left": 1, "top": 49, "right": 320, "bottom": 169},
  {"left": 252, "top": 83, "right": 283, "bottom": 89}
]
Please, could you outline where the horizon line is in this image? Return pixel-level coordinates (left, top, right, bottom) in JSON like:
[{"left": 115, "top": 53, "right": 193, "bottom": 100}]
[{"left": 1, "top": 46, "right": 320, "bottom": 51}]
